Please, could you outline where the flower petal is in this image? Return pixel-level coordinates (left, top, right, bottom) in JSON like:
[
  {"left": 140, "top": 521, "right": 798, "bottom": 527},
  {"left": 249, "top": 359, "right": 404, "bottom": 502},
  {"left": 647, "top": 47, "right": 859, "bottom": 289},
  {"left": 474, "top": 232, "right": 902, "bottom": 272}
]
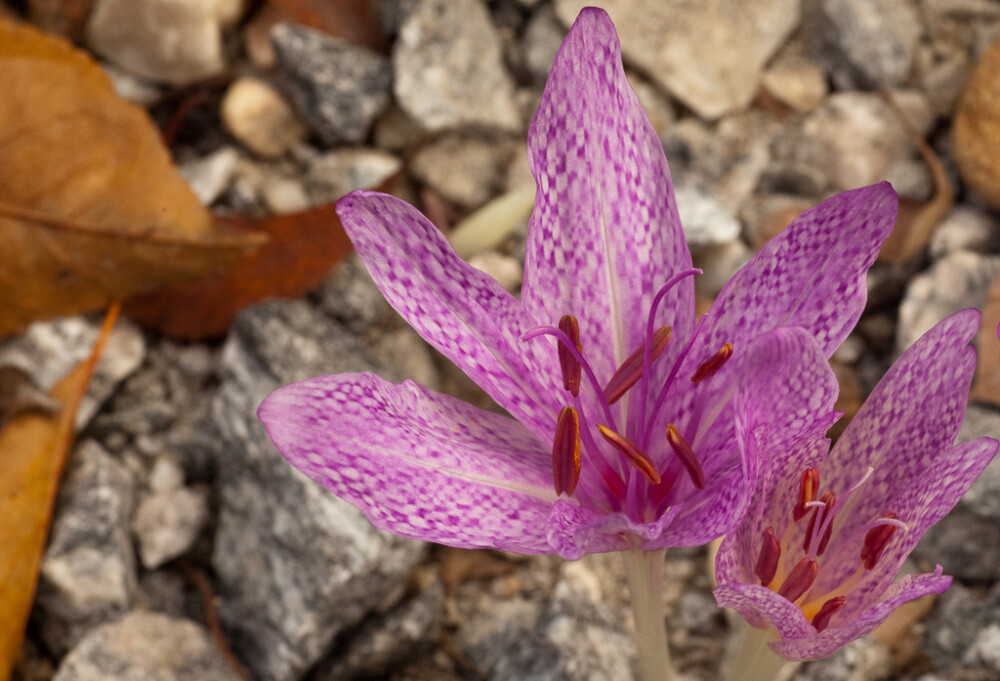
[
  {"left": 821, "top": 309, "right": 983, "bottom": 542},
  {"left": 258, "top": 372, "right": 557, "bottom": 553},
  {"left": 546, "top": 498, "right": 683, "bottom": 559},
  {"left": 336, "top": 191, "right": 560, "bottom": 440},
  {"left": 522, "top": 6, "right": 693, "bottom": 382},
  {"left": 769, "top": 568, "right": 951, "bottom": 661},
  {"left": 714, "top": 582, "right": 814, "bottom": 641}
]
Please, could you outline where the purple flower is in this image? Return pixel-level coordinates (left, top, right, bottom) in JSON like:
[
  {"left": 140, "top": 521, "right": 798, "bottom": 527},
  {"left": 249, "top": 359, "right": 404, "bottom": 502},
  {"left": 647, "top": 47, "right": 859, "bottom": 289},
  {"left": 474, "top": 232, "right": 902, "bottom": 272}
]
[
  {"left": 257, "top": 7, "right": 896, "bottom": 560},
  {"left": 714, "top": 310, "right": 999, "bottom": 661}
]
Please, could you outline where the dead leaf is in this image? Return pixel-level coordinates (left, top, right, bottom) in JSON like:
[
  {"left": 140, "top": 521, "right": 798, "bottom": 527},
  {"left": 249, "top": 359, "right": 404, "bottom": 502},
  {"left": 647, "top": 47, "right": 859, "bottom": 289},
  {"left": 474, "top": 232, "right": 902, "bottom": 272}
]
[
  {"left": 878, "top": 91, "right": 954, "bottom": 265},
  {"left": 124, "top": 203, "right": 352, "bottom": 339},
  {"left": 954, "top": 33, "right": 1000, "bottom": 210},
  {"left": 0, "top": 303, "right": 117, "bottom": 681},
  {"left": 0, "top": 18, "right": 265, "bottom": 338},
  {"left": 438, "top": 547, "right": 519, "bottom": 592},
  {"left": 971, "top": 271, "right": 1000, "bottom": 406},
  {"left": 27, "top": 0, "right": 95, "bottom": 41},
  {"left": 0, "top": 365, "right": 59, "bottom": 427}
]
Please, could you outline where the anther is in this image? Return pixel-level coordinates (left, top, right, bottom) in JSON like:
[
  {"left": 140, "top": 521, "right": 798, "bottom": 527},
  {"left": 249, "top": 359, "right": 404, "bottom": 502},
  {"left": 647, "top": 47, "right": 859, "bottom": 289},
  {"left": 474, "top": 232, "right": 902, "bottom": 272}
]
[
  {"left": 754, "top": 527, "right": 781, "bottom": 586},
  {"left": 860, "top": 512, "right": 900, "bottom": 570},
  {"left": 665, "top": 424, "right": 706, "bottom": 489},
  {"left": 805, "top": 491, "right": 836, "bottom": 556},
  {"left": 551, "top": 406, "right": 581, "bottom": 496},
  {"left": 811, "top": 596, "right": 847, "bottom": 632},
  {"left": 690, "top": 342, "right": 734, "bottom": 384},
  {"left": 777, "top": 557, "right": 818, "bottom": 602},
  {"left": 603, "top": 325, "right": 672, "bottom": 405},
  {"left": 794, "top": 468, "right": 820, "bottom": 522},
  {"left": 596, "top": 424, "right": 661, "bottom": 484},
  {"left": 558, "top": 316, "right": 582, "bottom": 396}
]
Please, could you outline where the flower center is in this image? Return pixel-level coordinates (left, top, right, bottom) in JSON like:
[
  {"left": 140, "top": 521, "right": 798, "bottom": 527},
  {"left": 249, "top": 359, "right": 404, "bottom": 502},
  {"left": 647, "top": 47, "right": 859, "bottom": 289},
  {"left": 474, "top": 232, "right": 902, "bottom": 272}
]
[
  {"left": 752, "top": 466, "right": 908, "bottom": 632},
  {"left": 522, "top": 269, "right": 735, "bottom": 522}
]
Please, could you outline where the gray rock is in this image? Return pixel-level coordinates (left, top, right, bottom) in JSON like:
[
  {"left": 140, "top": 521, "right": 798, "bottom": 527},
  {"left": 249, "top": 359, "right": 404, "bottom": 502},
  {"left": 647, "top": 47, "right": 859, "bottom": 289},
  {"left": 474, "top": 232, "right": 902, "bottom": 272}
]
[
  {"left": 393, "top": 0, "right": 521, "bottom": 133},
  {"left": 315, "top": 580, "right": 445, "bottom": 681},
  {"left": 179, "top": 147, "right": 241, "bottom": 206},
  {"left": 770, "top": 91, "right": 933, "bottom": 194},
  {"left": 53, "top": 611, "right": 243, "bottom": 681},
  {"left": 272, "top": 24, "right": 392, "bottom": 145},
  {"left": 306, "top": 148, "right": 402, "bottom": 204},
  {"left": 896, "top": 250, "right": 1000, "bottom": 353},
  {"left": 927, "top": 581, "right": 1000, "bottom": 676},
  {"left": 797, "top": 638, "right": 893, "bottom": 681},
  {"left": 761, "top": 56, "right": 829, "bottom": 112},
  {"left": 35, "top": 441, "right": 137, "bottom": 656},
  {"left": 314, "top": 256, "right": 391, "bottom": 334},
  {"left": 929, "top": 207, "right": 1000, "bottom": 259},
  {"left": 555, "top": 0, "right": 800, "bottom": 120},
  {"left": 212, "top": 299, "right": 429, "bottom": 681},
  {"left": 411, "top": 135, "right": 512, "bottom": 208},
  {"left": 674, "top": 185, "right": 742, "bottom": 247},
  {"left": 132, "top": 485, "right": 210, "bottom": 569},
  {"left": 0, "top": 316, "right": 145, "bottom": 430},
  {"left": 822, "top": 0, "right": 921, "bottom": 87},
  {"left": 85, "top": 0, "right": 238, "bottom": 86},
  {"left": 522, "top": 5, "right": 566, "bottom": 81}
]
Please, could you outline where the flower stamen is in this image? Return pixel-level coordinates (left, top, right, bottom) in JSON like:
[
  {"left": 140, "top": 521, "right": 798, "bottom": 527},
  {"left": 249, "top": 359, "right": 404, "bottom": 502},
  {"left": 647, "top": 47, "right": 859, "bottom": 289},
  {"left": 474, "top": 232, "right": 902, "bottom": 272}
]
[
  {"left": 794, "top": 467, "right": 820, "bottom": 522},
  {"left": 777, "top": 557, "right": 818, "bottom": 602},
  {"left": 804, "top": 491, "right": 836, "bottom": 557},
  {"left": 860, "top": 512, "right": 903, "bottom": 569},
  {"left": 552, "top": 406, "right": 582, "bottom": 496},
  {"left": 690, "top": 342, "right": 734, "bottom": 384},
  {"left": 603, "top": 325, "right": 672, "bottom": 405},
  {"left": 666, "top": 424, "right": 706, "bottom": 489},
  {"left": 755, "top": 526, "right": 781, "bottom": 586},
  {"left": 811, "top": 596, "right": 847, "bottom": 632},
  {"left": 558, "top": 316, "right": 583, "bottom": 396},
  {"left": 596, "top": 424, "right": 661, "bottom": 484}
]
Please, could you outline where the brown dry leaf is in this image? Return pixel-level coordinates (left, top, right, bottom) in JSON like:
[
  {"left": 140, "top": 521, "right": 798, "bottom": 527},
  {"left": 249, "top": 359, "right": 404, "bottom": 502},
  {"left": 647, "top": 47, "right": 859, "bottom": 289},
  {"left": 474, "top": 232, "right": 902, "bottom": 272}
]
[
  {"left": 954, "top": 34, "right": 1000, "bottom": 210},
  {"left": 0, "top": 303, "right": 117, "bottom": 681},
  {"left": 438, "top": 547, "right": 519, "bottom": 592},
  {"left": 878, "top": 92, "right": 954, "bottom": 265},
  {"left": 0, "top": 18, "right": 265, "bottom": 338},
  {"left": 124, "top": 203, "right": 353, "bottom": 339},
  {"left": 27, "top": 0, "right": 95, "bottom": 40},
  {"left": 0, "top": 365, "right": 59, "bottom": 427},
  {"left": 971, "top": 271, "right": 1000, "bottom": 406}
]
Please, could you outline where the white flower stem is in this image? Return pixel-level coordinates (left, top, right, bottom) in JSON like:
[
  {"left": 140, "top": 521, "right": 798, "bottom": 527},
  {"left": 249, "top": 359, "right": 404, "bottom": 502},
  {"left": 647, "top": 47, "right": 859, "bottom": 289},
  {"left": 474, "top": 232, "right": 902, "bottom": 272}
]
[
  {"left": 726, "top": 623, "right": 798, "bottom": 681},
  {"left": 624, "top": 548, "right": 673, "bottom": 681}
]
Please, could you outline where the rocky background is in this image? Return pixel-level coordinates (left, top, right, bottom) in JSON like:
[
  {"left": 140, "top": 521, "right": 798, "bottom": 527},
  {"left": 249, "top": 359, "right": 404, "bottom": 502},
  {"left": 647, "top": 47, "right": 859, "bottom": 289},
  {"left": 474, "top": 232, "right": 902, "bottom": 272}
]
[{"left": 4, "top": 0, "right": 1000, "bottom": 680}]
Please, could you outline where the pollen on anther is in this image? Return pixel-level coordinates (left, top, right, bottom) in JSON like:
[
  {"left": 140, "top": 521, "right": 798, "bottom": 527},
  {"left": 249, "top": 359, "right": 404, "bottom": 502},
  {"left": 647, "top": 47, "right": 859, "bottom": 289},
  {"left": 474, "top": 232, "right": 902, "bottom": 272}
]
[
  {"left": 552, "top": 406, "right": 581, "bottom": 496},
  {"left": 596, "top": 424, "right": 660, "bottom": 484},
  {"left": 811, "top": 596, "right": 847, "bottom": 632},
  {"left": 794, "top": 468, "right": 820, "bottom": 521},
  {"left": 603, "top": 325, "right": 672, "bottom": 405},
  {"left": 558, "top": 316, "right": 582, "bottom": 396},
  {"left": 690, "top": 342, "right": 733, "bottom": 384},
  {"left": 755, "top": 527, "right": 781, "bottom": 586},
  {"left": 666, "top": 424, "right": 706, "bottom": 489},
  {"left": 860, "top": 512, "right": 900, "bottom": 570},
  {"left": 777, "top": 557, "right": 818, "bottom": 602}
]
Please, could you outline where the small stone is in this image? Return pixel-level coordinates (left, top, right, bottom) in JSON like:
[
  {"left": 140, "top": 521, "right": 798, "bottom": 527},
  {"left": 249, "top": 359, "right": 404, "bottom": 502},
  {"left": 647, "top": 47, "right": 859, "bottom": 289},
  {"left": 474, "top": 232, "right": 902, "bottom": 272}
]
[
  {"left": 929, "top": 207, "right": 999, "bottom": 259},
  {"left": 761, "top": 57, "right": 829, "bottom": 112},
  {"left": 372, "top": 106, "right": 427, "bottom": 152},
  {"left": 628, "top": 72, "right": 677, "bottom": 143},
  {"left": 148, "top": 456, "right": 185, "bottom": 493},
  {"left": 522, "top": 4, "right": 565, "bottom": 81},
  {"left": 53, "top": 611, "right": 243, "bottom": 681},
  {"left": 468, "top": 252, "right": 524, "bottom": 292},
  {"left": 306, "top": 148, "right": 403, "bottom": 204},
  {"left": 101, "top": 63, "right": 161, "bottom": 106},
  {"left": 35, "top": 441, "right": 137, "bottom": 656},
  {"left": 179, "top": 147, "right": 240, "bottom": 206},
  {"left": 928, "top": 581, "right": 1000, "bottom": 672},
  {"left": 693, "top": 240, "right": 752, "bottom": 298},
  {"left": 674, "top": 185, "right": 742, "bottom": 248},
  {"left": 954, "top": 34, "right": 1000, "bottom": 209},
  {"left": 882, "top": 157, "right": 934, "bottom": 201},
  {"left": 822, "top": 0, "right": 921, "bottom": 87},
  {"left": 132, "top": 485, "right": 210, "bottom": 569},
  {"left": 272, "top": 23, "right": 391, "bottom": 145},
  {"left": 798, "top": 637, "right": 893, "bottom": 681},
  {"left": 412, "top": 135, "right": 511, "bottom": 208},
  {"left": 261, "top": 175, "right": 311, "bottom": 214},
  {"left": 896, "top": 250, "right": 1000, "bottom": 352},
  {"left": 315, "top": 256, "right": 390, "bottom": 334},
  {"left": 221, "top": 78, "right": 307, "bottom": 158},
  {"left": 555, "top": 0, "right": 800, "bottom": 120},
  {"left": 963, "top": 624, "right": 1000, "bottom": 672},
  {"left": 85, "top": 0, "right": 239, "bottom": 86},
  {"left": 393, "top": 0, "right": 521, "bottom": 133}
]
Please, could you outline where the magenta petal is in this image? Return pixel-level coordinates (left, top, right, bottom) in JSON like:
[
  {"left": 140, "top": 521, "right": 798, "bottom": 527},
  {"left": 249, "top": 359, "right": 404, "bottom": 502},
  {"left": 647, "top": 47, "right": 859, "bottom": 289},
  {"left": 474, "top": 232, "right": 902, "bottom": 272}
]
[
  {"left": 522, "top": 6, "right": 693, "bottom": 383},
  {"left": 258, "top": 372, "right": 557, "bottom": 554},
  {"left": 770, "top": 569, "right": 951, "bottom": 661},
  {"left": 336, "top": 191, "right": 560, "bottom": 441},
  {"left": 714, "top": 582, "right": 814, "bottom": 640}
]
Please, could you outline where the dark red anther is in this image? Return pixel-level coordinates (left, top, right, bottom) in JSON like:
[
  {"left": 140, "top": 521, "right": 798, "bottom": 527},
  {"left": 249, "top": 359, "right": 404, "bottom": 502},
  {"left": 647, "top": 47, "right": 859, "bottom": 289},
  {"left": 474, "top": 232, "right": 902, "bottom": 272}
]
[
  {"left": 690, "top": 342, "right": 734, "bottom": 384},
  {"left": 777, "top": 557, "right": 818, "bottom": 602},
  {"left": 665, "top": 424, "right": 706, "bottom": 489},
  {"left": 603, "top": 326, "right": 672, "bottom": 405},
  {"left": 552, "top": 406, "right": 581, "bottom": 496},
  {"left": 754, "top": 527, "right": 781, "bottom": 586},
  {"left": 596, "top": 424, "right": 661, "bottom": 484},
  {"left": 558, "top": 316, "right": 582, "bottom": 396},
  {"left": 860, "top": 512, "right": 901, "bottom": 570},
  {"left": 804, "top": 491, "right": 836, "bottom": 556},
  {"left": 811, "top": 596, "right": 847, "bottom": 632},
  {"left": 794, "top": 468, "right": 820, "bottom": 522}
]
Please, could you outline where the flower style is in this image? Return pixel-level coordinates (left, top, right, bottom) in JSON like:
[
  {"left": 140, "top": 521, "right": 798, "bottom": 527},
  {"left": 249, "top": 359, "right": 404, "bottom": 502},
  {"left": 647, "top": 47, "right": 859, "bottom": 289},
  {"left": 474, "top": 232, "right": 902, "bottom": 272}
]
[
  {"left": 257, "top": 7, "right": 896, "bottom": 560},
  {"left": 714, "top": 310, "right": 999, "bottom": 661}
]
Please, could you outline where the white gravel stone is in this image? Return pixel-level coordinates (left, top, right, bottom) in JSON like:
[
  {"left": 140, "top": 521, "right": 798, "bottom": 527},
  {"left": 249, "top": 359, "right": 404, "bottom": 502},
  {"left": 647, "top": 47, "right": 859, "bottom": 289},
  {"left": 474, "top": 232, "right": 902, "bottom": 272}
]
[{"left": 221, "top": 78, "right": 307, "bottom": 158}]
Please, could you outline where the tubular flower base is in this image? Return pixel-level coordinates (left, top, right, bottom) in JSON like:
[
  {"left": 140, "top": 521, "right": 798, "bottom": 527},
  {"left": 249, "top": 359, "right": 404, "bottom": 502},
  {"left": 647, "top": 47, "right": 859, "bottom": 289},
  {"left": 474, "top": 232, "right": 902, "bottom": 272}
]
[
  {"left": 258, "top": 5, "right": 895, "bottom": 563},
  {"left": 714, "top": 311, "right": 999, "bottom": 663}
]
